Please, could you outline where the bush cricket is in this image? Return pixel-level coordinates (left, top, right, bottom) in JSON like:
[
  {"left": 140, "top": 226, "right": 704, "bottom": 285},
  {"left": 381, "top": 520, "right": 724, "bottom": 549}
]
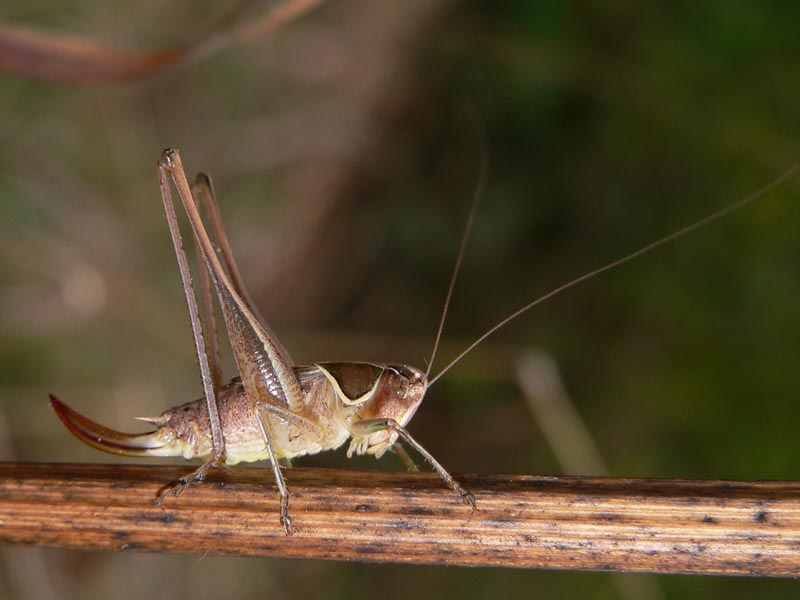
[{"left": 50, "top": 148, "right": 796, "bottom": 535}]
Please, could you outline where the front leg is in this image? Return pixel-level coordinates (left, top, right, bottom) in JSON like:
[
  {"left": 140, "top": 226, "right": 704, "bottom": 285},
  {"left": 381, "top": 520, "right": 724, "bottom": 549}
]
[{"left": 350, "top": 418, "right": 476, "bottom": 510}]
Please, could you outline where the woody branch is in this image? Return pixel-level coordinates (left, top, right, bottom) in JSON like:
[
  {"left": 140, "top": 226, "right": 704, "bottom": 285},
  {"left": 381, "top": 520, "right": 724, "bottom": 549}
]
[{"left": 0, "top": 462, "right": 798, "bottom": 576}]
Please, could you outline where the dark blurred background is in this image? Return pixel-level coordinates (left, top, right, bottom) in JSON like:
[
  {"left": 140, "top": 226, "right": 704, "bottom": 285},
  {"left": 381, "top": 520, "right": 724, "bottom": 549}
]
[{"left": 1, "top": 1, "right": 800, "bottom": 598}]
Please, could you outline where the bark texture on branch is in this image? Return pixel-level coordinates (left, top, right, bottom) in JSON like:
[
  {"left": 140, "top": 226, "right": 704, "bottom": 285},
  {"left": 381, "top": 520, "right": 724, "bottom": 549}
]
[{"left": 0, "top": 462, "right": 798, "bottom": 576}]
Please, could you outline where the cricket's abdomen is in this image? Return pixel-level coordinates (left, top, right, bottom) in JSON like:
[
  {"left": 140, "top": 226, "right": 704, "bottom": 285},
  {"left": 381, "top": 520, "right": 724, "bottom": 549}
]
[
  {"left": 162, "top": 378, "right": 351, "bottom": 465},
  {"left": 162, "top": 381, "right": 269, "bottom": 464}
]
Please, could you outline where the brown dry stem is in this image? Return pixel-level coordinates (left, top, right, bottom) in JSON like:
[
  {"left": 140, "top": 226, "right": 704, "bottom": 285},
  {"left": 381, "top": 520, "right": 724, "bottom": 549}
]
[
  {"left": 0, "top": 0, "right": 326, "bottom": 85},
  {"left": 1, "top": 463, "right": 799, "bottom": 576}
]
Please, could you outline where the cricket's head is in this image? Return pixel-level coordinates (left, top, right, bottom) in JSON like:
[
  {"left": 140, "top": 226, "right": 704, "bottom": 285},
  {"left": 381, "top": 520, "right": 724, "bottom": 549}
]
[
  {"left": 365, "top": 363, "right": 429, "bottom": 425},
  {"left": 316, "top": 362, "right": 428, "bottom": 458},
  {"left": 355, "top": 363, "right": 428, "bottom": 458}
]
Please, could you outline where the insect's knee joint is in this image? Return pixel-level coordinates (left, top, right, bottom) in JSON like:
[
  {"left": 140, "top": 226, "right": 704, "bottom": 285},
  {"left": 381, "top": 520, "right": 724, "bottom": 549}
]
[{"left": 158, "top": 148, "right": 178, "bottom": 169}]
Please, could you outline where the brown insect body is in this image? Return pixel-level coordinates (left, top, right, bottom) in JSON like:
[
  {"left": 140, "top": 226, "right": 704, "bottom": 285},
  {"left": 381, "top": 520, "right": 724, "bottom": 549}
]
[
  {"left": 49, "top": 151, "right": 456, "bottom": 536},
  {"left": 52, "top": 363, "right": 426, "bottom": 465}
]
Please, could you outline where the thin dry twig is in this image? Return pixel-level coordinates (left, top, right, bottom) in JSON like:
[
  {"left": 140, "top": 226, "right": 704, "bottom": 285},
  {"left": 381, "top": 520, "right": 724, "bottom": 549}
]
[
  {"left": 518, "top": 352, "right": 609, "bottom": 476},
  {"left": 0, "top": 0, "right": 326, "bottom": 85},
  {"left": 1, "top": 462, "right": 799, "bottom": 576}
]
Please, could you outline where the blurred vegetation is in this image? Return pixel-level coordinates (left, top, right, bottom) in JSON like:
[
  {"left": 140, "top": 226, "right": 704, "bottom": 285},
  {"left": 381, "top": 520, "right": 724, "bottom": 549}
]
[{"left": 1, "top": 0, "right": 800, "bottom": 598}]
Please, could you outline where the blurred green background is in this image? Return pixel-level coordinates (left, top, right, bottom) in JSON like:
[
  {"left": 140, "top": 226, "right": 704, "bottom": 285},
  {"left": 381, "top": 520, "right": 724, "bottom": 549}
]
[{"left": 1, "top": 1, "right": 800, "bottom": 598}]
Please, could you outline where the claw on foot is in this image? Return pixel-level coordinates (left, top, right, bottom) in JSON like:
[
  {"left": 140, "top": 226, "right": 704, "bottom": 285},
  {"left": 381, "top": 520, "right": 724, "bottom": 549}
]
[
  {"left": 154, "top": 459, "right": 222, "bottom": 506},
  {"left": 155, "top": 480, "right": 182, "bottom": 507},
  {"left": 279, "top": 492, "right": 293, "bottom": 535},
  {"left": 459, "top": 488, "right": 477, "bottom": 512},
  {"left": 281, "top": 514, "right": 293, "bottom": 536}
]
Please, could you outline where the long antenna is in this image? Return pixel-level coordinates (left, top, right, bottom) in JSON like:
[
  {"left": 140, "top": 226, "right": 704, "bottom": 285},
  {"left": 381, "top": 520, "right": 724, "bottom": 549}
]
[
  {"left": 425, "top": 111, "right": 488, "bottom": 379},
  {"left": 428, "top": 165, "right": 798, "bottom": 387}
]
